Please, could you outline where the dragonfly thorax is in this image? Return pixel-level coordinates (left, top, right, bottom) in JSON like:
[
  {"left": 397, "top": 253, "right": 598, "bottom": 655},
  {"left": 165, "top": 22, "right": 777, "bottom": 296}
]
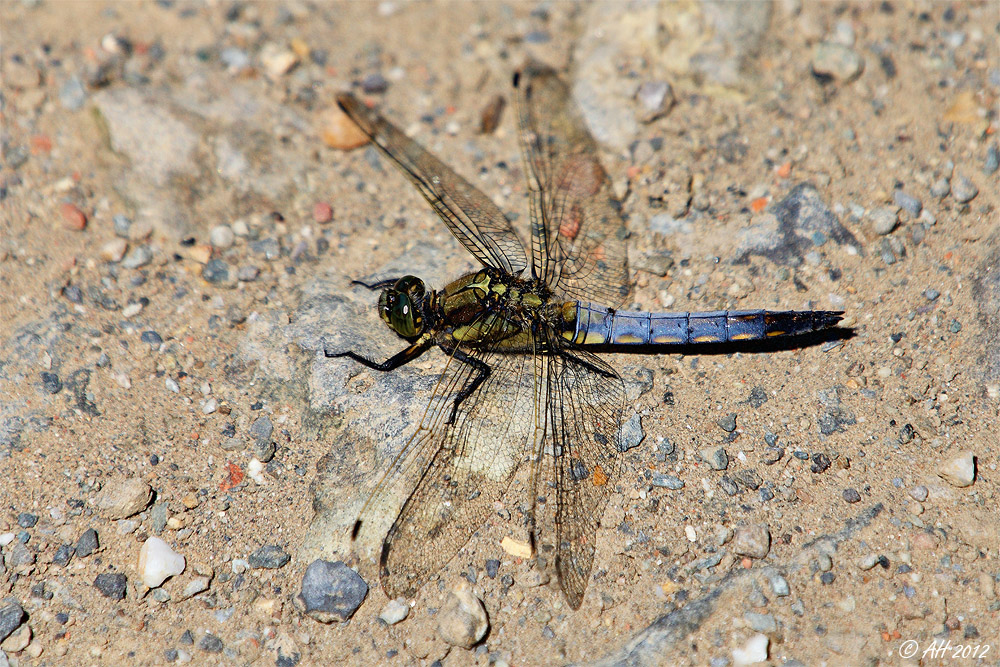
[{"left": 378, "top": 276, "right": 429, "bottom": 340}]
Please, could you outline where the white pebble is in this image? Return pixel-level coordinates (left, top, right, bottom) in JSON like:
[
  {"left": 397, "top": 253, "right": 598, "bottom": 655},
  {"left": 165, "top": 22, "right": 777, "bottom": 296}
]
[
  {"left": 732, "top": 633, "right": 769, "bottom": 665},
  {"left": 210, "top": 224, "right": 235, "bottom": 249},
  {"left": 202, "top": 398, "right": 218, "bottom": 415},
  {"left": 138, "top": 537, "right": 186, "bottom": 588},
  {"left": 165, "top": 377, "right": 180, "bottom": 393},
  {"left": 938, "top": 451, "right": 976, "bottom": 487},
  {"left": 379, "top": 598, "right": 410, "bottom": 625},
  {"left": 248, "top": 458, "right": 267, "bottom": 484}
]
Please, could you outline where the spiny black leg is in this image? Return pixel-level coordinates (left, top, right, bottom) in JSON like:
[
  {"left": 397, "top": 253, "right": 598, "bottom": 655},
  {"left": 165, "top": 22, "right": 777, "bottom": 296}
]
[
  {"left": 350, "top": 277, "right": 402, "bottom": 291},
  {"left": 439, "top": 345, "right": 491, "bottom": 425},
  {"left": 324, "top": 337, "right": 431, "bottom": 371}
]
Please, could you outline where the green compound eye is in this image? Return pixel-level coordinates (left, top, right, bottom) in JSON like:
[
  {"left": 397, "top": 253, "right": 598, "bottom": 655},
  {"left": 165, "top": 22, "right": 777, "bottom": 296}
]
[{"left": 378, "top": 276, "right": 425, "bottom": 339}]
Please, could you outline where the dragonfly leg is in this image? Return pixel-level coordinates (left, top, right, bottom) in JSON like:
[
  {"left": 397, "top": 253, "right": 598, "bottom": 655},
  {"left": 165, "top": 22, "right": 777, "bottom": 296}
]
[
  {"left": 439, "top": 345, "right": 491, "bottom": 425},
  {"left": 350, "top": 277, "right": 403, "bottom": 291},
  {"left": 324, "top": 336, "right": 431, "bottom": 371}
]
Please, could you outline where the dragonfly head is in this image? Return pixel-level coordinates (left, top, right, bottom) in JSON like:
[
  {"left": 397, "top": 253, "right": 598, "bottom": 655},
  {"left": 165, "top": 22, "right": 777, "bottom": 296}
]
[{"left": 378, "top": 276, "right": 427, "bottom": 339}]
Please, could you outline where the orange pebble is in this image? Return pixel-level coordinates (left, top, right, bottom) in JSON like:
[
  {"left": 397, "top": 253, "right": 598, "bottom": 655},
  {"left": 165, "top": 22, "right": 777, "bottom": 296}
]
[
  {"left": 750, "top": 196, "right": 768, "bottom": 212},
  {"left": 776, "top": 161, "right": 792, "bottom": 179},
  {"left": 60, "top": 202, "right": 87, "bottom": 231}
]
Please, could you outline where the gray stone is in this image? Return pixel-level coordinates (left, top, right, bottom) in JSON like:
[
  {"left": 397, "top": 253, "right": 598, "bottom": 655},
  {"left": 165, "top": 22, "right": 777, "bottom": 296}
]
[
  {"left": 75, "top": 528, "right": 99, "bottom": 558},
  {"left": 893, "top": 190, "right": 922, "bottom": 217},
  {"left": 121, "top": 245, "right": 153, "bottom": 269},
  {"left": 732, "top": 525, "right": 771, "bottom": 559},
  {"left": 930, "top": 178, "right": 950, "bottom": 198},
  {"left": 198, "top": 633, "right": 223, "bottom": 653},
  {"left": 869, "top": 206, "right": 898, "bottom": 235},
  {"left": 0, "top": 602, "right": 25, "bottom": 643},
  {"left": 700, "top": 446, "right": 729, "bottom": 471},
  {"left": 248, "top": 545, "right": 290, "bottom": 569},
  {"left": 94, "top": 572, "right": 127, "bottom": 600},
  {"left": 650, "top": 474, "right": 684, "bottom": 490},
  {"left": 618, "top": 414, "right": 644, "bottom": 452},
  {"left": 202, "top": 259, "right": 231, "bottom": 283},
  {"left": 950, "top": 175, "right": 978, "bottom": 203},
  {"left": 297, "top": 560, "right": 368, "bottom": 623}
]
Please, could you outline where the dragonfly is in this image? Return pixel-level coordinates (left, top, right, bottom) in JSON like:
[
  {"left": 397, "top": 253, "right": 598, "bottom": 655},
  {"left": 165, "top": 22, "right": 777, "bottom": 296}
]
[{"left": 328, "top": 61, "right": 843, "bottom": 610}]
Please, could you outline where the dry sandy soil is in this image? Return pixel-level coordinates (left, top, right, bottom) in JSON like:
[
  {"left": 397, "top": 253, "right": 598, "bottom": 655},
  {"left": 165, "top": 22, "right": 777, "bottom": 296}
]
[{"left": 1, "top": 1, "right": 998, "bottom": 665}]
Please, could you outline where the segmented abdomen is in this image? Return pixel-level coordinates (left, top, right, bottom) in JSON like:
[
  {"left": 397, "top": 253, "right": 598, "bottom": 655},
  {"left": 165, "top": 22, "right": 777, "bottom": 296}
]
[{"left": 562, "top": 302, "right": 843, "bottom": 346}]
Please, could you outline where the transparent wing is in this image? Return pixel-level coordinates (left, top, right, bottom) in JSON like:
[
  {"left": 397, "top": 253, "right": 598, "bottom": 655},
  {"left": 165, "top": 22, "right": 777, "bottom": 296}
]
[
  {"left": 514, "top": 61, "right": 631, "bottom": 307},
  {"left": 375, "top": 315, "right": 541, "bottom": 599},
  {"left": 532, "top": 335, "right": 626, "bottom": 609},
  {"left": 337, "top": 94, "right": 528, "bottom": 276}
]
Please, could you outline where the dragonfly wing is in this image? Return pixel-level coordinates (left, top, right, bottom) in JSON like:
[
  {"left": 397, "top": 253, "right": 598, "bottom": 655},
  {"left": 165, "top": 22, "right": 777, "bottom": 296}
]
[
  {"left": 377, "top": 317, "right": 540, "bottom": 599},
  {"left": 514, "top": 61, "right": 631, "bottom": 307},
  {"left": 338, "top": 94, "right": 528, "bottom": 276},
  {"left": 533, "top": 336, "right": 626, "bottom": 609}
]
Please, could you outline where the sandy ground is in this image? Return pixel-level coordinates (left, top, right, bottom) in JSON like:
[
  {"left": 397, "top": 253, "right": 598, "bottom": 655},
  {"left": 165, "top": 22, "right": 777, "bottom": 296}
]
[{"left": 1, "top": 1, "right": 998, "bottom": 665}]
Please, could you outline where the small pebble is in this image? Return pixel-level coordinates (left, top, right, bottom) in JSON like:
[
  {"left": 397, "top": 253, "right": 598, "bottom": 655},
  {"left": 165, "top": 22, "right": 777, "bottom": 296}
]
[
  {"left": 198, "top": 633, "right": 224, "bottom": 654},
  {"left": 259, "top": 42, "right": 299, "bottom": 79},
  {"left": 59, "top": 202, "right": 87, "bottom": 230},
  {"left": 96, "top": 476, "right": 153, "bottom": 519},
  {"left": 1, "top": 623, "right": 31, "bottom": 653},
  {"left": 202, "top": 259, "right": 230, "bottom": 283},
  {"left": 141, "top": 330, "right": 163, "bottom": 347},
  {"left": 53, "top": 544, "right": 74, "bottom": 566},
  {"left": 40, "top": 372, "right": 62, "bottom": 394},
  {"left": 94, "top": 572, "right": 127, "bottom": 600},
  {"left": 121, "top": 245, "right": 153, "bottom": 269},
  {"left": 923, "top": 289, "right": 940, "bottom": 301},
  {"left": 75, "top": 528, "right": 99, "bottom": 557},
  {"left": 379, "top": 598, "right": 410, "bottom": 625},
  {"left": 99, "top": 238, "right": 128, "bottom": 262},
  {"left": 950, "top": 175, "right": 978, "bottom": 203},
  {"left": 744, "top": 612, "right": 777, "bottom": 633},
  {"left": 636, "top": 80, "right": 674, "bottom": 122},
  {"left": 761, "top": 447, "right": 784, "bottom": 465},
  {"left": 180, "top": 576, "right": 210, "bottom": 600},
  {"left": 650, "top": 473, "right": 684, "bottom": 490},
  {"left": 485, "top": 559, "right": 500, "bottom": 578},
  {"left": 767, "top": 572, "right": 790, "bottom": 596},
  {"left": 892, "top": 190, "right": 921, "bottom": 217},
  {"left": 937, "top": 451, "right": 975, "bottom": 487},
  {"left": 248, "top": 544, "right": 290, "bottom": 569},
  {"left": 322, "top": 106, "right": 370, "bottom": 150},
  {"left": 237, "top": 265, "right": 260, "bottom": 281},
  {"left": 869, "top": 206, "right": 898, "bottom": 235},
  {"left": 716, "top": 413, "right": 737, "bottom": 433},
  {"left": 437, "top": 580, "right": 489, "bottom": 649},
  {"left": 984, "top": 143, "right": 999, "bottom": 175},
  {"left": 209, "top": 224, "right": 234, "bottom": 249},
  {"left": 930, "top": 178, "right": 950, "bottom": 198},
  {"left": 139, "top": 537, "right": 186, "bottom": 587},
  {"left": 732, "top": 633, "right": 769, "bottom": 666},
  {"left": 16, "top": 512, "right": 37, "bottom": 528},
  {"left": 312, "top": 201, "right": 333, "bottom": 223},
  {"left": 811, "top": 43, "right": 864, "bottom": 81},
  {"left": 857, "top": 553, "right": 880, "bottom": 570},
  {"left": 732, "top": 525, "right": 771, "bottom": 559},
  {"left": 112, "top": 214, "right": 132, "bottom": 237},
  {"left": 361, "top": 72, "right": 388, "bottom": 94},
  {"left": 0, "top": 602, "right": 25, "bottom": 643},
  {"left": 700, "top": 446, "right": 729, "bottom": 471},
  {"left": 297, "top": 560, "right": 368, "bottom": 623},
  {"left": 842, "top": 488, "right": 861, "bottom": 503},
  {"left": 908, "top": 485, "right": 928, "bottom": 501}
]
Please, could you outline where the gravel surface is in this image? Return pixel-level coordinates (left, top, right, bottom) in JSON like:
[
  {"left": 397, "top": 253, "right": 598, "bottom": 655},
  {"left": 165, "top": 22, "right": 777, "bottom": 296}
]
[{"left": 1, "top": 2, "right": 997, "bottom": 665}]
